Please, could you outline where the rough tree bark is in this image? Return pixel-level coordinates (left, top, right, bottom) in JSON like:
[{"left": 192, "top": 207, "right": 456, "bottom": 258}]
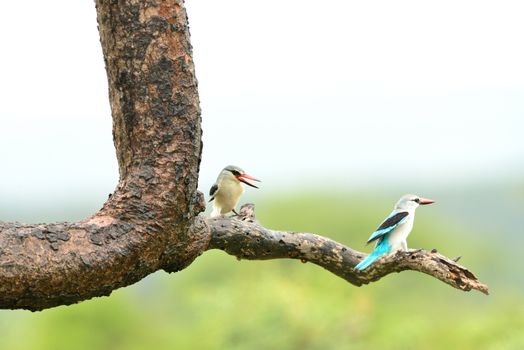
[
  {"left": 209, "top": 205, "right": 489, "bottom": 295},
  {"left": 0, "top": 0, "right": 488, "bottom": 311}
]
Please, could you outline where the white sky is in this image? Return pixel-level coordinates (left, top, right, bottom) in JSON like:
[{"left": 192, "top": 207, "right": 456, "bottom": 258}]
[{"left": 0, "top": 0, "right": 523, "bottom": 204}]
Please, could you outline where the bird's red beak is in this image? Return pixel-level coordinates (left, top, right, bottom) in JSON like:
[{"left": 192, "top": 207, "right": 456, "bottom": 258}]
[
  {"left": 418, "top": 198, "right": 435, "bottom": 205},
  {"left": 237, "top": 173, "right": 261, "bottom": 188}
]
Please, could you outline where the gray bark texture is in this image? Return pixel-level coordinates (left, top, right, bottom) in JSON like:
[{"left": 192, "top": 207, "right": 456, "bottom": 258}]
[
  {"left": 208, "top": 204, "right": 489, "bottom": 296},
  {"left": 0, "top": 0, "right": 488, "bottom": 311}
]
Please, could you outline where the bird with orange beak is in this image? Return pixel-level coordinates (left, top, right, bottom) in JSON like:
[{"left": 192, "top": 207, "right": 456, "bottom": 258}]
[
  {"left": 355, "top": 194, "right": 435, "bottom": 270},
  {"left": 209, "top": 165, "right": 261, "bottom": 217}
]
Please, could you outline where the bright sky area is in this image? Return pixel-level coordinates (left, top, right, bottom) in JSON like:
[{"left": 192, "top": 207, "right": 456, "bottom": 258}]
[{"left": 0, "top": 0, "right": 523, "bottom": 204}]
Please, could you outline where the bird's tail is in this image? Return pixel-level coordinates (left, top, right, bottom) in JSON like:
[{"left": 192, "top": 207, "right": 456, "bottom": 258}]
[
  {"left": 355, "top": 241, "right": 391, "bottom": 271},
  {"left": 210, "top": 206, "right": 221, "bottom": 218}
]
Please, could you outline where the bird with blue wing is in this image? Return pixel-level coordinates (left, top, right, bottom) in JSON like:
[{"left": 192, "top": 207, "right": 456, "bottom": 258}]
[{"left": 355, "top": 194, "right": 435, "bottom": 271}]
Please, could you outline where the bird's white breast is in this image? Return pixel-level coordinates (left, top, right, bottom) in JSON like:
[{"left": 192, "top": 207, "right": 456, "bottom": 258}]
[
  {"left": 387, "top": 213, "right": 415, "bottom": 251},
  {"left": 213, "top": 178, "right": 244, "bottom": 214}
]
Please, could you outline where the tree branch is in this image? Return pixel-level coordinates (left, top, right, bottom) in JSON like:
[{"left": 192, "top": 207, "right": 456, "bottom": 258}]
[
  {"left": 207, "top": 204, "right": 489, "bottom": 295},
  {"left": 0, "top": 0, "right": 488, "bottom": 312},
  {"left": 0, "top": 0, "right": 207, "bottom": 311}
]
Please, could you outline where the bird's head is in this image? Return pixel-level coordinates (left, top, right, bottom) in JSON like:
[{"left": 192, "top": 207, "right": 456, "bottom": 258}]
[
  {"left": 223, "top": 165, "right": 261, "bottom": 188},
  {"left": 395, "top": 194, "right": 435, "bottom": 210}
]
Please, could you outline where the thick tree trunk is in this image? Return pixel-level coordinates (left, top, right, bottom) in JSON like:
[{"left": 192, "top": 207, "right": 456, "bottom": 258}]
[
  {"left": 0, "top": 0, "right": 207, "bottom": 311},
  {"left": 0, "top": 0, "right": 488, "bottom": 311}
]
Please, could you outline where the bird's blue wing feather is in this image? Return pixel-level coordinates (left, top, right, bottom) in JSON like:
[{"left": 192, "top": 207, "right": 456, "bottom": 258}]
[
  {"left": 366, "top": 227, "right": 395, "bottom": 243},
  {"left": 355, "top": 239, "right": 392, "bottom": 270},
  {"left": 366, "top": 211, "right": 409, "bottom": 244},
  {"left": 356, "top": 211, "right": 410, "bottom": 270}
]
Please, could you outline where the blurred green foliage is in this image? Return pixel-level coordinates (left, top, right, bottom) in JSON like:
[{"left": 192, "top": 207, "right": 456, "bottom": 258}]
[{"left": 0, "top": 192, "right": 522, "bottom": 350}]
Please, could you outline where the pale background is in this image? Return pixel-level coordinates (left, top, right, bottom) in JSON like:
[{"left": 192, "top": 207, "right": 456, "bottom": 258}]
[
  {"left": 0, "top": 0, "right": 522, "bottom": 207},
  {"left": 0, "top": 1, "right": 523, "bottom": 349}
]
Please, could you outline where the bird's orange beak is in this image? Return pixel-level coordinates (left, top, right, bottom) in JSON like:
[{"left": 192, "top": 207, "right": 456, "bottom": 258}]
[
  {"left": 237, "top": 173, "right": 261, "bottom": 188},
  {"left": 418, "top": 198, "right": 435, "bottom": 205}
]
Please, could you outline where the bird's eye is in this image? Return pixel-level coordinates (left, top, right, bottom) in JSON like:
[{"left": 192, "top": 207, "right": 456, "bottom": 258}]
[
  {"left": 231, "top": 170, "right": 241, "bottom": 176},
  {"left": 413, "top": 198, "right": 420, "bottom": 203}
]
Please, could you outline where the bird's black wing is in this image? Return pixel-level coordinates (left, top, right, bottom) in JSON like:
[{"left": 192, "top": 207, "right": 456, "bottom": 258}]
[
  {"left": 208, "top": 183, "right": 219, "bottom": 202},
  {"left": 366, "top": 211, "right": 410, "bottom": 244}
]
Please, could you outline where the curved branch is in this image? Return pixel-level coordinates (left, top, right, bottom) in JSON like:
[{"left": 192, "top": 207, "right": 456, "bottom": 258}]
[
  {"left": 0, "top": 0, "right": 207, "bottom": 311},
  {"left": 206, "top": 204, "right": 489, "bottom": 295},
  {"left": 0, "top": 0, "right": 488, "bottom": 312}
]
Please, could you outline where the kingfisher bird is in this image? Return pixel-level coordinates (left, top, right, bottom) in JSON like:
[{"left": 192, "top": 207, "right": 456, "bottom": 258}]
[
  {"left": 209, "top": 165, "right": 261, "bottom": 217},
  {"left": 355, "top": 194, "right": 435, "bottom": 271}
]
